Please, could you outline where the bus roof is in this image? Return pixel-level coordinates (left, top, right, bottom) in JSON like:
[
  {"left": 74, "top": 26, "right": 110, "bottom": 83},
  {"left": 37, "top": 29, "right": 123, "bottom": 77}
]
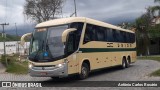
[{"left": 36, "top": 17, "right": 134, "bottom": 33}]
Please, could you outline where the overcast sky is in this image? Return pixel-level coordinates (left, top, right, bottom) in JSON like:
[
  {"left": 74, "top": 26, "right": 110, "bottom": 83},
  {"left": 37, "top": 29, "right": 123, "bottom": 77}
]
[{"left": 0, "top": 0, "right": 156, "bottom": 35}]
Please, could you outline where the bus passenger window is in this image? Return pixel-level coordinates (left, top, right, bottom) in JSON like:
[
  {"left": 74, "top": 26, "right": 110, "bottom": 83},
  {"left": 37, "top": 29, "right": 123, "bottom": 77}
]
[
  {"left": 130, "top": 33, "right": 135, "bottom": 43},
  {"left": 120, "top": 31, "right": 125, "bottom": 42},
  {"left": 126, "top": 33, "right": 130, "bottom": 43},
  {"left": 83, "top": 24, "right": 95, "bottom": 44},
  {"left": 115, "top": 30, "right": 120, "bottom": 42},
  {"left": 96, "top": 27, "right": 105, "bottom": 41},
  {"left": 112, "top": 30, "right": 118, "bottom": 42},
  {"left": 107, "top": 29, "right": 114, "bottom": 42}
]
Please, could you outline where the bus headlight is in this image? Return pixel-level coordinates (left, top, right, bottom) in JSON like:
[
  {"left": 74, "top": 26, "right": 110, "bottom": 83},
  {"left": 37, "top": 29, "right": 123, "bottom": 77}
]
[
  {"left": 29, "top": 63, "right": 33, "bottom": 68},
  {"left": 56, "top": 63, "right": 65, "bottom": 68},
  {"left": 58, "top": 64, "right": 63, "bottom": 67}
]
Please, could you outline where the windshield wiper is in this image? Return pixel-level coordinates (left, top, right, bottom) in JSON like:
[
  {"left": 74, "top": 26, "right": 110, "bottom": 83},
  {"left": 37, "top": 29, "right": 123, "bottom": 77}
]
[
  {"left": 42, "top": 40, "right": 45, "bottom": 50},
  {"left": 32, "top": 40, "right": 45, "bottom": 61}
]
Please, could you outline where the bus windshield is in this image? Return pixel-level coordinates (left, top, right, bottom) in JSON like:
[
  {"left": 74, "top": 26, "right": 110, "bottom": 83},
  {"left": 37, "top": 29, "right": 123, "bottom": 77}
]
[{"left": 29, "top": 25, "right": 68, "bottom": 62}]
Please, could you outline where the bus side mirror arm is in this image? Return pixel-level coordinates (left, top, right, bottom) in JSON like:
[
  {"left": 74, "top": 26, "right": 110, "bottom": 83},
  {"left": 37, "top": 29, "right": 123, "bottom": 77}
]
[
  {"left": 62, "top": 28, "right": 77, "bottom": 43},
  {"left": 20, "top": 33, "right": 32, "bottom": 46}
]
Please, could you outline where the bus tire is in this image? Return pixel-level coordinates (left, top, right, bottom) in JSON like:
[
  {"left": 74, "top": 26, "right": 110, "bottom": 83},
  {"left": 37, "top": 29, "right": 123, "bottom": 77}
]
[
  {"left": 126, "top": 59, "right": 130, "bottom": 68},
  {"left": 126, "top": 57, "right": 131, "bottom": 68},
  {"left": 78, "top": 63, "right": 89, "bottom": 80},
  {"left": 121, "top": 58, "right": 127, "bottom": 69}
]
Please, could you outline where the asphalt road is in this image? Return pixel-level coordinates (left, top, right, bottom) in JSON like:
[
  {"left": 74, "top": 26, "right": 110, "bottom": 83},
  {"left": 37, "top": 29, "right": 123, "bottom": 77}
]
[{"left": 0, "top": 60, "right": 160, "bottom": 90}]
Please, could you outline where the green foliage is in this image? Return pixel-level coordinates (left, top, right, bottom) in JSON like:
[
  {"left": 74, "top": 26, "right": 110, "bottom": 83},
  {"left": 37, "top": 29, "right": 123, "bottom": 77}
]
[
  {"left": 138, "top": 56, "right": 160, "bottom": 62},
  {"left": 0, "top": 33, "right": 20, "bottom": 41},
  {"left": 0, "top": 55, "right": 6, "bottom": 65},
  {"left": 6, "top": 61, "right": 28, "bottom": 74},
  {"left": 148, "top": 24, "right": 160, "bottom": 38},
  {"left": 150, "top": 0, "right": 160, "bottom": 16},
  {"left": 151, "top": 69, "right": 160, "bottom": 76},
  {"left": 135, "top": 14, "right": 151, "bottom": 56},
  {"left": 135, "top": 1, "right": 160, "bottom": 55},
  {"left": 0, "top": 55, "right": 28, "bottom": 74}
]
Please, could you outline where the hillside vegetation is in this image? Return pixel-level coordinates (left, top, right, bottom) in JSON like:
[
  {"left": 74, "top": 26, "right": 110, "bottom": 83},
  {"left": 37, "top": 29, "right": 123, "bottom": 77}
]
[{"left": 0, "top": 33, "right": 20, "bottom": 41}]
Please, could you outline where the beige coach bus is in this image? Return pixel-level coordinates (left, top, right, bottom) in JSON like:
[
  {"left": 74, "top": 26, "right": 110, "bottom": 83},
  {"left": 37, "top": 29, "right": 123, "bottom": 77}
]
[{"left": 21, "top": 17, "right": 137, "bottom": 79}]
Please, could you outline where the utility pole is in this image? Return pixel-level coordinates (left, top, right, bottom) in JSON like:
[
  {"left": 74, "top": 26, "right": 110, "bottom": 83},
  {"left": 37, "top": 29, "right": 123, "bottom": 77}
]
[
  {"left": 0, "top": 23, "right": 9, "bottom": 66},
  {"left": 15, "top": 23, "right": 19, "bottom": 54},
  {"left": 0, "top": 23, "right": 9, "bottom": 55},
  {"left": 74, "top": 0, "right": 77, "bottom": 17},
  {"left": 70, "top": 0, "right": 77, "bottom": 17}
]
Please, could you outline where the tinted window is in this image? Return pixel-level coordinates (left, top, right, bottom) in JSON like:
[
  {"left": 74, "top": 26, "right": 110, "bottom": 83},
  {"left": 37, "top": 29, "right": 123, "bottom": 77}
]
[
  {"left": 123, "top": 32, "right": 135, "bottom": 43},
  {"left": 130, "top": 33, "right": 135, "bottom": 43},
  {"left": 66, "top": 32, "right": 75, "bottom": 54},
  {"left": 84, "top": 24, "right": 96, "bottom": 44},
  {"left": 83, "top": 24, "right": 135, "bottom": 44},
  {"left": 84, "top": 24, "right": 106, "bottom": 43},
  {"left": 96, "top": 26, "right": 105, "bottom": 41},
  {"left": 113, "top": 30, "right": 121, "bottom": 42},
  {"left": 107, "top": 29, "right": 114, "bottom": 42},
  {"left": 119, "top": 31, "right": 125, "bottom": 42},
  {"left": 66, "top": 22, "right": 84, "bottom": 54}
]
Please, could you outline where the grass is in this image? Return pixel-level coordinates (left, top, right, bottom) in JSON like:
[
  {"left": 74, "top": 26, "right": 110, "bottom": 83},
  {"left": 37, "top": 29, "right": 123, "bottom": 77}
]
[
  {"left": 0, "top": 55, "right": 28, "bottom": 75},
  {"left": 0, "top": 33, "right": 21, "bottom": 41},
  {"left": 6, "top": 61, "right": 28, "bottom": 74},
  {"left": 137, "top": 56, "right": 160, "bottom": 62},
  {"left": 151, "top": 69, "right": 160, "bottom": 76},
  {"left": 138, "top": 56, "right": 160, "bottom": 76}
]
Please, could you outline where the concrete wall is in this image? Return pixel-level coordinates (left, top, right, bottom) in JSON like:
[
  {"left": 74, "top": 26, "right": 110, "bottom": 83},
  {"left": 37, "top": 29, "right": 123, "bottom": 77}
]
[{"left": 0, "top": 41, "right": 30, "bottom": 55}]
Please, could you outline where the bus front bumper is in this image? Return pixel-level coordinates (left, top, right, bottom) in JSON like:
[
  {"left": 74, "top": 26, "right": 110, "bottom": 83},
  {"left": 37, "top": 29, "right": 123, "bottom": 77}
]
[{"left": 28, "top": 63, "right": 68, "bottom": 77}]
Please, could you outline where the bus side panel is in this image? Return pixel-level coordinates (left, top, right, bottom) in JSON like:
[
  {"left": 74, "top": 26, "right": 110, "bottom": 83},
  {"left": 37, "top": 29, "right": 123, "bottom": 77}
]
[
  {"left": 77, "top": 52, "right": 118, "bottom": 73},
  {"left": 77, "top": 51, "right": 136, "bottom": 74},
  {"left": 131, "top": 51, "right": 137, "bottom": 63},
  {"left": 77, "top": 41, "right": 137, "bottom": 73},
  {"left": 67, "top": 53, "right": 78, "bottom": 75}
]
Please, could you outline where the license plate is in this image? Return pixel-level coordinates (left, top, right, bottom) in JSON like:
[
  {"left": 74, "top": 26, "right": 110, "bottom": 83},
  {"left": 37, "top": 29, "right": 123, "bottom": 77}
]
[{"left": 40, "top": 72, "right": 47, "bottom": 75}]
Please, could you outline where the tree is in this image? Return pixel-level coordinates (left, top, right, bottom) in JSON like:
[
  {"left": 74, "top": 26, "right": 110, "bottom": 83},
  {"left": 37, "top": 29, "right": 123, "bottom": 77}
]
[
  {"left": 24, "top": 0, "right": 64, "bottom": 23},
  {"left": 150, "top": 0, "right": 160, "bottom": 16},
  {"left": 135, "top": 9, "right": 152, "bottom": 56},
  {"left": 135, "top": 0, "right": 160, "bottom": 56},
  {"left": 149, "top": 0, "right": 160, "bottom": 38},
  {"left": 136, "top": 3, "right": 160, "bottom": 56}
]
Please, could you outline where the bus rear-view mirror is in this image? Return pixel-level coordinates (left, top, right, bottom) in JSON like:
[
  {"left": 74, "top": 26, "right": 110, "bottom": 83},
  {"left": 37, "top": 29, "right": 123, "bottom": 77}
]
[
  {"left": 62, "top": 28, "right": 77, "bottom": 43},
  {"left": 20, "top": 33, "right": 32, "bottom": 46}
]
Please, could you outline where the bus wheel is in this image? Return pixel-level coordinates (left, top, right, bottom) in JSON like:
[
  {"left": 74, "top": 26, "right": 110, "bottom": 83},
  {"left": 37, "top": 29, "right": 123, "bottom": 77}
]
[
  {"left": 126, "top": 59, "right": 130, "bottom": 68},
  {"left": 126, "top": 57, "right": 131, "bottom": 68},
  {"left": 78, "top": 63, "right": 89, "bottom": 80},
  {"left": 122, "top": 58, "right": 127, "bottom": 69}
]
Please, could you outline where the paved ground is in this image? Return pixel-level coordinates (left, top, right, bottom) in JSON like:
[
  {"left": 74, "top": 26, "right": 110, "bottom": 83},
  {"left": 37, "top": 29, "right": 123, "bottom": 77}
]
[
  {"left": 0, "top": 60, "right": 160, "bottom": 81},
  {"left": 0, "top": 60, "right": 160, "bottom": 90}
]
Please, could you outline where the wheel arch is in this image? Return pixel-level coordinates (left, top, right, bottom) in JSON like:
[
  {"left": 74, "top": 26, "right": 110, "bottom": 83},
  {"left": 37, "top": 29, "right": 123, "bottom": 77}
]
[{"left": 79, "top": 59, "right": 91, "bottom": 73}]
